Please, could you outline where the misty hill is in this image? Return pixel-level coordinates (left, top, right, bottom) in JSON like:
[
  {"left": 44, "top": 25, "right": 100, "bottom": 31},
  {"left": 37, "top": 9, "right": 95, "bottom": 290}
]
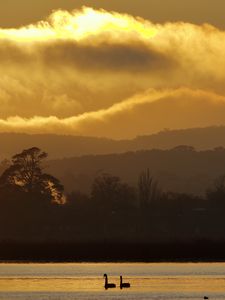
[
  {"left": 47, "top": 146, "right": 225, "bottom": 196},
  {"left": 0, "top": 133, "right": 128, "bottom": 160},
  {"left": 1, "top": 126, "right": 225, "bottom": 159}
]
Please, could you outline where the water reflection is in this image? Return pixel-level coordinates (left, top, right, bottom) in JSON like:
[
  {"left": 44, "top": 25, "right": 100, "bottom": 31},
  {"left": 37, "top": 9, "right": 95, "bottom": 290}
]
[
  {"left": 1, "top": 276, "right": 225, "bottom": 293},
  {"left": 0, "top": 263, "right": 225, "bottom": 299}
]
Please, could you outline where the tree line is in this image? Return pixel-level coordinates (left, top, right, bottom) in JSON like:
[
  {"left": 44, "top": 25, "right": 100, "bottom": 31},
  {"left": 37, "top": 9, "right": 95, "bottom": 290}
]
[{"left": 0, "top": 147, "right": 225, "bottom": 243}]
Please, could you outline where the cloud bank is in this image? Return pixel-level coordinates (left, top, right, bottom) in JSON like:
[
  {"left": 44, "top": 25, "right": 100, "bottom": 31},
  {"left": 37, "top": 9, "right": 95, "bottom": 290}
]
[{"left": 0, "top": 7, "right": 225, "bottom": 138}]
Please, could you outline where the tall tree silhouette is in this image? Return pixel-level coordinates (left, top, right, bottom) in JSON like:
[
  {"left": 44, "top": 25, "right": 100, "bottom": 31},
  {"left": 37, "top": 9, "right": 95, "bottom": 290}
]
[
  {"left": 138, "top": 168, "right": 160, "bottom": 210},
  {"left": 0, "top": 147, "right": 65, "bottom": 204}
]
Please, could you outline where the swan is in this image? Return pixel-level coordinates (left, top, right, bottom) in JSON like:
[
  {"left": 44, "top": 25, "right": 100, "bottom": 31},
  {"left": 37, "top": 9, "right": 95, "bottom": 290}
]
[
  {"left": 120, "top": 275, "right": 130, "bottom": 289},
  {"left": 104, "top": 274, "right": 116, "bottom": 289}
]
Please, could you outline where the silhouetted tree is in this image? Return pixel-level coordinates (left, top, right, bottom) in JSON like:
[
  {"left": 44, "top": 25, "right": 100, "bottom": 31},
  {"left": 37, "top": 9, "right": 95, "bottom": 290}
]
[
  {"left": 138, "top": 168, "right": 161, "bottom": 210},
  {"left": 91, "top": 173, "right": 135, "bottom": 212},
  {"left": 0, "top": 147, "right": 65, "bottom": 204},
  {"left": 172, "top": 145, "right": 195, "bottom": 152}
]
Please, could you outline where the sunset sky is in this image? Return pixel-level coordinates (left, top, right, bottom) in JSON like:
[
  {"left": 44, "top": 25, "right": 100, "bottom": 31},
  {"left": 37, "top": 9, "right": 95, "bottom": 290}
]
[{"left": 1, "top": 0, "right": 225, "bottom": 138}]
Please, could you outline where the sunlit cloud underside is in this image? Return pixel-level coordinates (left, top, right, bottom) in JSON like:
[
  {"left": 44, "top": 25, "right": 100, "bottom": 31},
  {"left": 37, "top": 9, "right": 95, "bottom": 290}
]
[{"left": 0, "top": 6, "right": 225, "bottom": 138}]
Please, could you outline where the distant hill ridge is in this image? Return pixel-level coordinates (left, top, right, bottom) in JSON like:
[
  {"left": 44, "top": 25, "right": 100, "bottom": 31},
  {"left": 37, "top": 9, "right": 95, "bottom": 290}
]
[
  {"left": 0, "top": 126, "right": 225, "bottom": 159},
  {"left": 46, "top": 146, "right": 225, "bottom": 196}
]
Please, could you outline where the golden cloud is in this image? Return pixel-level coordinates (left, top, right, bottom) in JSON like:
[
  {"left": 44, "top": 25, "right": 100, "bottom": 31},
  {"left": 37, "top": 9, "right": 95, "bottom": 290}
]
[
  {"left": 0, "top": 7, "right": 225, "bottom": 137},
  {"left": 0, "top": 88, "right": 224, "bottom": 139}
]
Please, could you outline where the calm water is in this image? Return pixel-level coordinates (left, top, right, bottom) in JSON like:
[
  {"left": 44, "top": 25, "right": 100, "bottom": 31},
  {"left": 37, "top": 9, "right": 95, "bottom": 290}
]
[{"left": 0, "top": 263, "right": 225, "bottom": 299}]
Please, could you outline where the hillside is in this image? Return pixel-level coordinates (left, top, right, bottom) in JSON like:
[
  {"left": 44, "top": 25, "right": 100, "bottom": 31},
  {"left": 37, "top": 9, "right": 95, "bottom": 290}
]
[
  {"left": 1, "top": 126, "right": 225, "bottom": 159},
  {"left": 47, "top": 147, "right": 225, "bottom": 196}
]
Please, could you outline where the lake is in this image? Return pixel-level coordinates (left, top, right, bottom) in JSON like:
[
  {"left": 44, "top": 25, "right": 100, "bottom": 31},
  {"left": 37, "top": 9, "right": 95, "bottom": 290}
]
[{"left": 0, "top": 263, "right": 225, "bottom": 299}]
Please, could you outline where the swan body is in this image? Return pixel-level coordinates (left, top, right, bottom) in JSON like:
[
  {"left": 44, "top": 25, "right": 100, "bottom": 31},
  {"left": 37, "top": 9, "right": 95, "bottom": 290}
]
[
  {"left": 104, "top": 274, "right": 116, "bottom": 289},
  {"left": 120, "top": 275, "right": 130, "bottom": 289}
]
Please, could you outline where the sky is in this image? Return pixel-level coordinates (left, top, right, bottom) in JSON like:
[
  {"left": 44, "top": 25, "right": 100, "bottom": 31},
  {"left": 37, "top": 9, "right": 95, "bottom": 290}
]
[{"left": 1, "top": 1, "right": 225, "bottom": 139}]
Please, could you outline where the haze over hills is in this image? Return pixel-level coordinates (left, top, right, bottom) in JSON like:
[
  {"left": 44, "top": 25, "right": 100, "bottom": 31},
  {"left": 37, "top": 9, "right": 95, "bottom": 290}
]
[
  {"left": 47, "top": 147, "right": 225, "bottom": 197},
  {"left": 1, "top": 126, "right": 225, "bottom": 159}
]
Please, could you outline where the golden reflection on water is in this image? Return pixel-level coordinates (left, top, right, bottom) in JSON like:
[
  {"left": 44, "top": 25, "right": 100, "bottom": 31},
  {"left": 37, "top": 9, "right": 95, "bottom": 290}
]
[
  {"left": 1, "top": 277, "right": 225, "bottom": 293},
  {"left": 0, "top": 278, "right": 101, "bottom": 292}
]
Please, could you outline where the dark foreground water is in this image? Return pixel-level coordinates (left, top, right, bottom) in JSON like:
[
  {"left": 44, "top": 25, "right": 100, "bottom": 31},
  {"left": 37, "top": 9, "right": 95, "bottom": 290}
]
[{"left": 0, "top": 263, "right": 225, "bottom": 299}]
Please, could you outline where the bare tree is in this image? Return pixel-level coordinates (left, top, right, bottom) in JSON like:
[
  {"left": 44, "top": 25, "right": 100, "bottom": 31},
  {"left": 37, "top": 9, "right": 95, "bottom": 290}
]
[{"left": 138, "top": 168, "right": 160, "bottom": 210}]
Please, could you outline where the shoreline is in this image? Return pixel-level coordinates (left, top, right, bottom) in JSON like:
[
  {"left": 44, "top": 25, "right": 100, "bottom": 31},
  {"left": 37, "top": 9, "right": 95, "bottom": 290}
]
[{"left": 1, "top": 240, "right": 225, "bottom": 263}]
